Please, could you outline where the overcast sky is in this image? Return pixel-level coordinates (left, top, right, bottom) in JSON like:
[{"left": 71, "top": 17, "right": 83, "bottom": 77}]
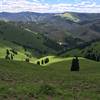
[{"left": 0, "top": 0, "right": 100, "bottom": 13}]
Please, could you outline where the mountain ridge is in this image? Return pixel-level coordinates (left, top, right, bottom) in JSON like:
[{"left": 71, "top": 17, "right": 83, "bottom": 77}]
[{"left": 0, "top": 12, "right": 100, "bottom": 57}]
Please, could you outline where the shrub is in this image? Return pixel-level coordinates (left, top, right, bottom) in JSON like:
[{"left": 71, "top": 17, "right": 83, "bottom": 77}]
[
  {"left": 6, "top": 49, "right": 10, "bottom": 55},
  {"left": 10, "top": 54, "right": 14, "bottom": 60},
  {"left": 5, "top": 55, "right": 10, "bottom": 60},
  {"left": 45, "top": 58, "right": 49, "bottom": 64},
  {"left": 25, "top": 58, "right": 30, "bottom": 62},
  {"left": 37, "top": 61, "right": 40, "bottom": 65},
  {"left": 41, "top": 60, "right": 44, "bottom": 65},
  {"left": 5, "top": 49, "right": 10, "bottom": 60}
]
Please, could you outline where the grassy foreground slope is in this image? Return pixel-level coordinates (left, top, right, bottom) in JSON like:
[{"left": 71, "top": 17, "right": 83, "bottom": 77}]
[{"left": 0, "top": 58, "right": 100, "bottom": 100}]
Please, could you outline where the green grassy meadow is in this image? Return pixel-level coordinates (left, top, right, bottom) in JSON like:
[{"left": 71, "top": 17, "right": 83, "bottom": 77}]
[
  {"left": 0, "top": 38, "right": 100, "bottom": 100},
  {"left": 0, "top": 39, "right": 37, "bottom": 63},
  {"left": 0, "top": 58, "right": 100, "bottom": 100}
]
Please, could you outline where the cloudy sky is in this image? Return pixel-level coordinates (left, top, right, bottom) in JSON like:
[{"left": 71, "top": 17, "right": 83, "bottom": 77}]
[{"left": 0, "top": 0, "right": 100, "bottom": 13}]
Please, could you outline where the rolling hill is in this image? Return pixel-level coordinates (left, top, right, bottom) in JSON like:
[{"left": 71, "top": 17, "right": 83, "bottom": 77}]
[
  {"left": 0, "top": 58, "right": 100, "bottom": 99},
  {"left": 0, "top": 21, "right": 64, "bottom": 58},
  {"left": 60, "top": 41, "right": 100, "bottom": 60}
]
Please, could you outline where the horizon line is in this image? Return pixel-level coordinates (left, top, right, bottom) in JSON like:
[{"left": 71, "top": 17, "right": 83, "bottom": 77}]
[{"left": 1, "top": 11, "right": 100, "bottom": 14}]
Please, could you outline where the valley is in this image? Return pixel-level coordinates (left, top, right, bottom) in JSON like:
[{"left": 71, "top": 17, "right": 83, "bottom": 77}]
[{"left": 0, "top": 12, "right": 100, "bottom": 100}]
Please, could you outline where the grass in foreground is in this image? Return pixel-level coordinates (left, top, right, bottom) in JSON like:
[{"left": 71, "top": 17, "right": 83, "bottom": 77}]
[{"left": 0, "top": 58, "right": 100, "bottom": 100}]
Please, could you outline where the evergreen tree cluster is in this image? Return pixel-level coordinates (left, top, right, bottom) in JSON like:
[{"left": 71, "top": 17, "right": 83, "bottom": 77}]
[
  {"left": 84, "top": 48, "right": 100, "bottom": 61},
  {"left": 5, "top": 49, "right": 15, "bottom": 60},
  {"left": 71, "top": 56, "right": 80, "bottom": 71},
  {"left": 37, "top": 58, "right": 49, "bottom": 65}
]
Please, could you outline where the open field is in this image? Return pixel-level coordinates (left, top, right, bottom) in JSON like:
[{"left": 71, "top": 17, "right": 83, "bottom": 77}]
[{"left": 0, "top": 58, "right": 100, "bottom": 100}]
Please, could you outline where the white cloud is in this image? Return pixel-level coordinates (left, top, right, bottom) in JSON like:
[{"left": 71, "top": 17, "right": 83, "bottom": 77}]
[{"left": 0, "top": 0, "right": 100, "bottom": 13}]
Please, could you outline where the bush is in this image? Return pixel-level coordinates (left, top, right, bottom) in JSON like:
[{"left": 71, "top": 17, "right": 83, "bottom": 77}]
[
  {"left": 10, "top": 53, "right": 14, "bottom": 60},
  {"left": 25, "top": 58, "right": 30, "bottom": 62},
  {"left": 5, "top": 49, "right": 10, "bottom": 60},
  {"left": 41, "top": 60, "right": 44, "bottom": 65},
  {"left": 37, "top": 61, "right": 40, "bottom": 65},
  {"left": 6, "top": 49, "right": 10, "bottom": 55},
  {"left": 45, "top": 58, "right": 49, "bottom": 64}
]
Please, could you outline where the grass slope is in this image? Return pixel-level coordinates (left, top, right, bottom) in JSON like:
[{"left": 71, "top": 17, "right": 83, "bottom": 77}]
[
  {"left": 0, "top": 58, "right": 100, "bottom": 100},
  {"left": 0, "top": 39, "right": 37, "bottom": 63},
  {"left": 0, "top": 21, "right": 56, "bottom": 55},
  {"left": 35, "top": 56, "right": 84, "bottom": 66}
]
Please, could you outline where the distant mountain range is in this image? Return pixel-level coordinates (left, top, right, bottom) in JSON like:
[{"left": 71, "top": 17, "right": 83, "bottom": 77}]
[
  {"left": 1, "top": 12, "right": 100, "bottom": 42},
  {"left": 1, "top": 12, "right": 100, "bottom": 22},
  {"left": 0, "top": 12, "right": 100, "bottom": 56}
]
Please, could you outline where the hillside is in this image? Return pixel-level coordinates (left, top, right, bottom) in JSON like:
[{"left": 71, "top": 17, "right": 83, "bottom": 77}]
[
  {"left": 60, "top": 41, "right": 100, "bottom": 61},
  {"left": 1, "top": 12, "right": 100, "bottom": 43},
  {"left": 0, "top": 21, "right": 63, "bottom": 57},
  {"left": 0, "top": 13, "right": 100, "bottom": 63},
  {"left": 0, "top": 12, "right": 100, "bottom": 62},
  {"left": 0, "top": 39, "right": 38, "bottom": 63},
  {"left": 0, "top": 58, "right": 100, "bottom": 99}
]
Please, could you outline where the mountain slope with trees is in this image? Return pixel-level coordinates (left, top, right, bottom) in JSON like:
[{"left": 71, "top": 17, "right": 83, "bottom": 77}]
[{"left": 1, "top": 12, "right": 100, "bottom": 43}]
